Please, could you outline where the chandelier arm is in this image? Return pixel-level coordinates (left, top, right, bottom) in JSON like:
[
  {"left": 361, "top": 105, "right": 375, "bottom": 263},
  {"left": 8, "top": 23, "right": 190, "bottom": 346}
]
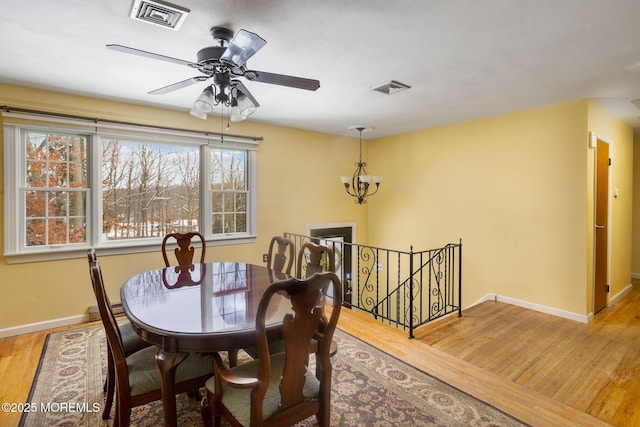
[
  {"left": 343, "top": 183, "right": 357, "bottom": 198},
  {"left": 355, "top": 161, "right": 370, "bottom": 204},
  {"left": 347, "top": 162, "right": 363, "bottom": 198},
  {"left": 365, "top": 182, "right": 380, "bottom": 197}
]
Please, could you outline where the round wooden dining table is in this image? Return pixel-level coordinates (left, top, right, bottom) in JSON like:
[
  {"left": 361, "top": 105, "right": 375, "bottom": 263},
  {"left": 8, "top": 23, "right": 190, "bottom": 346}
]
[{"left": 120, "top": 261, "right": 291, "bottom": 427}]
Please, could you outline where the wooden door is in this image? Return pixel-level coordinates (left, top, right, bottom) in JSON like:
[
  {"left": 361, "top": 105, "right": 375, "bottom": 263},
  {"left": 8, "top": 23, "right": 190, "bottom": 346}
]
[{"left": 594, "top": 139, "right": 609, "bottom": 313}]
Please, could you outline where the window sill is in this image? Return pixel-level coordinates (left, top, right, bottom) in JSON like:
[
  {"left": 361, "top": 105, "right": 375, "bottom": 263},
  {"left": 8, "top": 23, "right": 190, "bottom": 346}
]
[{"left": 3, "top": 236, "right": 257, "bottom": 264}]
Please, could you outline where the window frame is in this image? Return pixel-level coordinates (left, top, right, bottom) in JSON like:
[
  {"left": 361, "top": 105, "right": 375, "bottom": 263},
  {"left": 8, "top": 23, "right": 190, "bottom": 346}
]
[
  {"left": 3, "top": 113, "right": 259, "bottom": 264},
  {"left": 21, "top": 128, "right": 90, "bottom": 248}
]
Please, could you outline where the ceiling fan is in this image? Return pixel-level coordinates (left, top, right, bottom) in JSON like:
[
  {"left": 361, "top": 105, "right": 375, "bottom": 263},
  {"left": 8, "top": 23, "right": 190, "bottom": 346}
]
[{"left": 107, "top": 26, "right": 320, "bottom": 120}]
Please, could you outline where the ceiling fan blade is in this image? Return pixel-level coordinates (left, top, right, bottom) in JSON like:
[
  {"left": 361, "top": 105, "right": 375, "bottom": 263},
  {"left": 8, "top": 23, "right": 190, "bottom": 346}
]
[
  {"left": 149, "top": 76, "right": 208, "bottom": 95},
  {"left": 107, "top": 44, "right": 198, "bottom": 68},
  {"left": 245, "top": 70, "right": 320, "bottom": 91},
  {"left": 220, "top": 29, "right": 267, "bottom": 67},
  {"left": 233, "top": 80, "right": 260, "bottom": 107}
]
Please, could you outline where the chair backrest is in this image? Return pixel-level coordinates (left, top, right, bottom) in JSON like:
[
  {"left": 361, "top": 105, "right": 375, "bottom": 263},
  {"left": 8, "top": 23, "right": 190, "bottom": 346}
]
[
  {"left": 253, "top": 272, "right": 342, "bottom": 426},
  {"left": 296, "top": 241, "right": 335, "bottom": 278},
  {"left": 87, "top": 249, "right": 130, "bottom": 390},
  {"left": 267, "top": 236, "right": 294, "bottom": 275},
  {"left": 161, "top": 232, "right": 206, "bottom": 267}
]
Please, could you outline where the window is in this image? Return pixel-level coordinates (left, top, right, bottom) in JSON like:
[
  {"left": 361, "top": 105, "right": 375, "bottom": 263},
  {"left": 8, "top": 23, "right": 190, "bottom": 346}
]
[
  {"left": 24, "top": 130, "right": 88, "bottom": 246},
  {"left": 211, "top": 149, "right": 247, "bottom": 234},
  {"left": 101, "top": 139, "right": 201, "bottom": 240},
  {"left": 4, "top": 114, "right": 258, "bottom": 262}
]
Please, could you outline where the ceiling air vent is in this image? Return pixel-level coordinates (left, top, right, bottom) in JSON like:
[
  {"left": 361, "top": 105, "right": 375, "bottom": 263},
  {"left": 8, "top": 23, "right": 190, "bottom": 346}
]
[
  {"left": 372, "top": 80, "right": 411, "bottom": 95},
  {"left": 129, "top": 0, "right": 190, "bottom": 31}
]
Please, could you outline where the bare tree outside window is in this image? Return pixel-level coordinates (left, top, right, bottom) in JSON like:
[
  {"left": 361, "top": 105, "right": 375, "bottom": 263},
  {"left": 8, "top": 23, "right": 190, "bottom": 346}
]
[
  {"left": 24, "top": 131, "right": 87, "bottom": 246},
  {"left": 210, "top": 149, "right": 247, "bottom": 234},
  {"left": 101, "top": 139, "right": 200, "bottom": 240}
]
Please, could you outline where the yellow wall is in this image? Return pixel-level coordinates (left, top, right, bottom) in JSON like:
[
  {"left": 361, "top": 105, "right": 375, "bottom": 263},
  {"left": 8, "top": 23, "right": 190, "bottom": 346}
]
[
  {"left": 367, "top": 100, "right": 633, "bottom": 315},
  {"left": 0, "top": 85, "right": 368, "bottom": 329}
]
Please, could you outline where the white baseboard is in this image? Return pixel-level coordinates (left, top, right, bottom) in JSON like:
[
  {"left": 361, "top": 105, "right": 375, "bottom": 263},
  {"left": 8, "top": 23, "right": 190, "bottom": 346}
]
[
  {"left": 631, "top": 272, "right": 640, "bottom": 280},
  {"left": 0, "top": 314, "right": 89, "bottom": 338},
  {"left": 471, "top": 293, "right": 590, "bottom": 323},
  {"left": 473, "top": 293, "right": 498, "bottom": 305},
  {"left": 609, "top": 283, "right": 633, "bottom": 306}
]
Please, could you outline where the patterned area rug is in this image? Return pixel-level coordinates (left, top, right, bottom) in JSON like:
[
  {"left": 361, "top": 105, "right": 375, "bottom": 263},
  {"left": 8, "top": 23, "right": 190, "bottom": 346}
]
[{"left": 20, "top": 324, "right": 526, "bottom": 426}]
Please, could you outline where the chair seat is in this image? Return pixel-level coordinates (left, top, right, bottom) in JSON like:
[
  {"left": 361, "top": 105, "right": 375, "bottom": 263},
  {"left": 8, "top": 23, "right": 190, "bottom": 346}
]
[
  {"left": 205, "top": 352, "right": 319, "bottom": 426},
  {"left": 128, "top": 346, "right": 213, "bottom": 397},
  {"left": 241, "top": 340, "right": 286, "bottom": 359},
  {"left": 119, "top": 322, "right": 149, "bottom": 354}
]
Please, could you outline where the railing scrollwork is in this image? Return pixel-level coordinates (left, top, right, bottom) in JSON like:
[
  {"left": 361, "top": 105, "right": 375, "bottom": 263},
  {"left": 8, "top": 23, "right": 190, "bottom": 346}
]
[{"left": 285, "top": 233, "right": 462, "bottom": 338}]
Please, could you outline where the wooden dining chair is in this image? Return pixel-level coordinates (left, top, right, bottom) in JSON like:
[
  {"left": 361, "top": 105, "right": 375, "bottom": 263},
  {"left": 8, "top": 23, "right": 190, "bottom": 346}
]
[
  {"left": 201, "top": 271, "right": 342, "bottom": 427},
  {"left": 86, "top": 249, "right": 151, "bottom": 420},
  {"left": 241, "top": 240, "right": 339, "bottom": 361},
  {"left": 87, "top": 249, "right": 213, "bottom": 427},
  {"left": 228, "top": 236, "right": 295, "bottom": 365},
  {"left": 161, "top": 232, "right": 206, "bottom": 267},
  {"left": 296, "top": 241, "right": 336, "bottom": 278},
  {"left": 266, "top": 235, "right": 294, "bottom": 275}
]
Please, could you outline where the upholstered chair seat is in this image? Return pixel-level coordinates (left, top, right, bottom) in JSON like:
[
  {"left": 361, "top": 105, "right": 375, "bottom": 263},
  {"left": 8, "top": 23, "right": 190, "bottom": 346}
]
[
  {"left": 120, "top": 322, "right": 149, "bottom": 354},
  {"left": 126, "top": 346, "right": 213, "bottom": 397},
  {"left": 205, "top": 352, "right": 319, "bottom": 426}
]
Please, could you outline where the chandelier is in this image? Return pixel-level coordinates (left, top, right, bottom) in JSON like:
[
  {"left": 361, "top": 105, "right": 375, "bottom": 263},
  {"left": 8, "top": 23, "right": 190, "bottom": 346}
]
[
  {"left": 340, "top": 126, "right": 382, "bottom": 204},
  {"left": 189, "top": 74, "right": 259, "bottom": 122}
]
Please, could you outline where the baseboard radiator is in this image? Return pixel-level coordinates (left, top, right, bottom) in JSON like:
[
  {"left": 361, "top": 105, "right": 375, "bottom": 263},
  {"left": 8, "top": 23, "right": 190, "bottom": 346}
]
[{"left": 88, "top": 302, "right": 124, "bottom": 321}]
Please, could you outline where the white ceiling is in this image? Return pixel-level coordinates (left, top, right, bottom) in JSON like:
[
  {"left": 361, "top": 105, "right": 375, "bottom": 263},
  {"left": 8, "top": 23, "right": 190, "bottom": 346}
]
[{"left": 2, "top": 0, "right": 640, "bottom": 139}]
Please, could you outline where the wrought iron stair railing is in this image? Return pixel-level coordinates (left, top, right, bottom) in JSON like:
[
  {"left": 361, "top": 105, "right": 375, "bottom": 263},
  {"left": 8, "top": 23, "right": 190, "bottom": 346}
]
[{"left": 285, "top": 233, "right": 462, "bottom": 338}]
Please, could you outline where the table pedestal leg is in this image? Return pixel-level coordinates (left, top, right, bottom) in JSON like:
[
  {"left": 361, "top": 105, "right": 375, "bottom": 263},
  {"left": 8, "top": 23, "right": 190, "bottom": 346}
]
[{"left": 156, "top": 349, "right": 188, "bottom": 427}]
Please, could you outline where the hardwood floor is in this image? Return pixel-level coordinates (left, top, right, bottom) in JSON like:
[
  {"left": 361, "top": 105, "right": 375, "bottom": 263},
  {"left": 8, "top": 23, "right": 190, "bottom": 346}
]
[
  {"left": 2, "top": 285, "right": 639, "bottom": 426},
  {"left": 0, "top": 321, "right": 102, "bottom": 427},
  {"left": 342, "top": 283, "right": 640, "bottom": 426},
  {"left": 408, "top": 284, "right": 640, "bottom": 427}
]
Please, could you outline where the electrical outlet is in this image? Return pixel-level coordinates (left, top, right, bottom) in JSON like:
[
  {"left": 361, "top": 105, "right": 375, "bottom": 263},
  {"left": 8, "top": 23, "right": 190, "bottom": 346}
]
[{"left": 263, "top": 254, "right": 268, "bottom": 262}]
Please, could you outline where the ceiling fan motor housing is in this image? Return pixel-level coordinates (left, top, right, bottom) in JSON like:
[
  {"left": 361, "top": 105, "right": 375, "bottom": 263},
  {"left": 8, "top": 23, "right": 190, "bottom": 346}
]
[{"left": 197, "top": 46, "right": 226, "bottom": 64}]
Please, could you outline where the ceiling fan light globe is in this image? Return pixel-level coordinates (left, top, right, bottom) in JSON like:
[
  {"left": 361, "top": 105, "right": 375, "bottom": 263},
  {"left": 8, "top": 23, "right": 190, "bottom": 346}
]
[
  {"left": 236, "top": 93, "right": 258, "bottom": 117},
  {"left": 193, "top": 100, "right": 214, "bottom": 112},
  {"left": 189, "top": 107, "right": 207, "bottom": 120},
  {"left": 194, "top": 86, "right": 215, "bottom": 112},
  {"left": 230, "top": 105, "right": 246, "bottom": 122},
  {"left": 240, "top": 106, "right": 256, "bottom": 117}
]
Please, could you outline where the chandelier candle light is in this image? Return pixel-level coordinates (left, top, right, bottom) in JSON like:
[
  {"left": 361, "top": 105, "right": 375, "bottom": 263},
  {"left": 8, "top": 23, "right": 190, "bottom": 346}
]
[{"left": 340, "top": 126, "right": 382, "bottom": 204}]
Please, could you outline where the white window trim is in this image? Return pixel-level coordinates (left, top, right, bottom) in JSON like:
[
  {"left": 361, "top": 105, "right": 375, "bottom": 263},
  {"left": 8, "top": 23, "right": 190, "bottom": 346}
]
[{"left": 3, "top": 111, "right": 260, "bottom": 264}]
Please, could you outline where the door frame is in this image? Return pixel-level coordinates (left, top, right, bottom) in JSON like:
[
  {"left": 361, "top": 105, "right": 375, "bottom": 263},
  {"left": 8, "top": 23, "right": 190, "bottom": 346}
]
[
  {"left": 306, "top": 222, "right": 356, "bottom": 306},
  {"left": 591, "top": 131, "right": 612, "bottom": 314}
]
